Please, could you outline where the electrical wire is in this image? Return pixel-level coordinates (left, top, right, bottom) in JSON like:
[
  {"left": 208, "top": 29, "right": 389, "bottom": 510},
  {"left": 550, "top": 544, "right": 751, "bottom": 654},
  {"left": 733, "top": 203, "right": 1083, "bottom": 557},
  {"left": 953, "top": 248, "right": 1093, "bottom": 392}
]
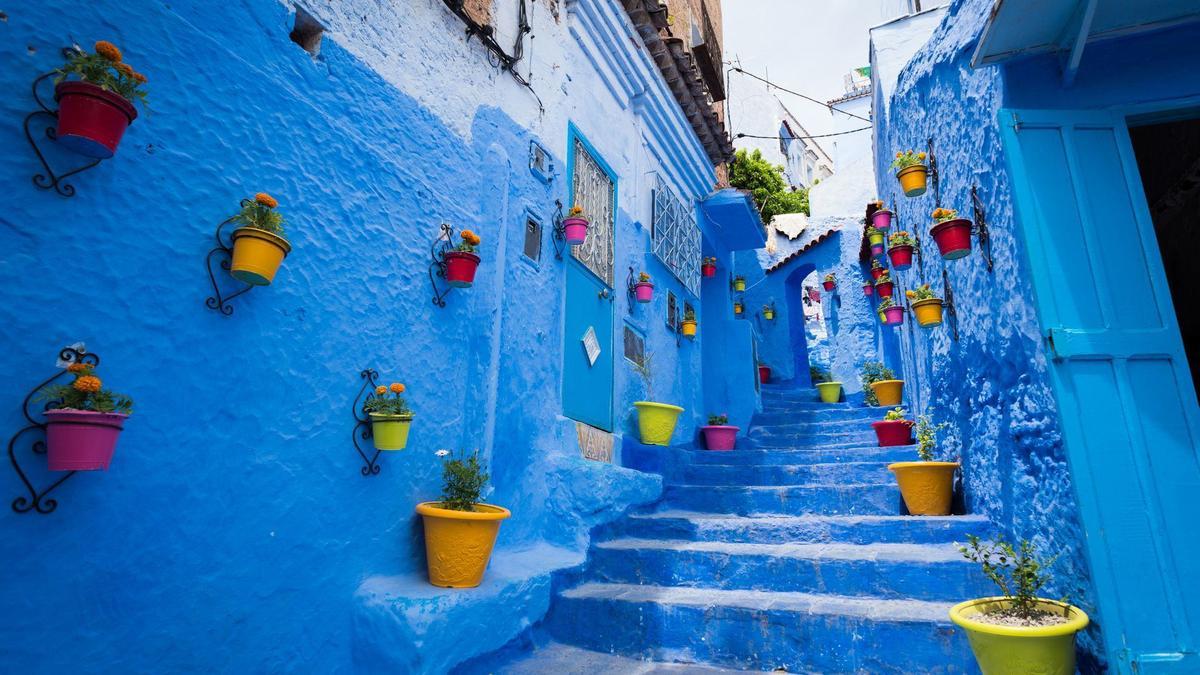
[
  {"left": 736, "top": 126, "right": 873, "bottom": 141},
  {"left": 728, "top": 66, "right": 873, "bottom": 123}
]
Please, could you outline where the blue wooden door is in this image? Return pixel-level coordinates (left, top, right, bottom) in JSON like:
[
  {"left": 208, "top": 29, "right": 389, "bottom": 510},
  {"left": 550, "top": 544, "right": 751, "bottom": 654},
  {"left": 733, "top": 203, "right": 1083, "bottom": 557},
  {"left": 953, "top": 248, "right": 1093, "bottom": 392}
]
[{"left": 1001, "top": 108, "right": 1200, "bottom": 672}]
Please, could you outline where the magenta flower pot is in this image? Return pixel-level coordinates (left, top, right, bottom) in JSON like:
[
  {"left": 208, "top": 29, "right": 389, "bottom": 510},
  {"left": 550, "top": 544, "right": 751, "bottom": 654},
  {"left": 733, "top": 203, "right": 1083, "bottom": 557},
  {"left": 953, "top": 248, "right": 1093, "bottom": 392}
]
[
  {"left": 871, "top": 420, "right": 914, "bottom": 447},
  {"left": 634, "top": 282, "right": 654, "bottom": 303},
  {"left": 883, "top": 306, "right": 905, "bottom": 325},
  {"left": 871, "top": 209, "right": 893, "bottom": 230},
  {"left": 863, "top": 283, "right": 874, "bottom": 296},
  {"left": 44, "top": 409, "right": 129, "bottom": 471},
  {"left": 871, "top": 243, "right": 885, "bottom": 256},
  {"left": 563, "top": 217, "right": 589, "bottom": 245},
  {"left": 701, "top": 425, "right": 739, "bottom": 451}
]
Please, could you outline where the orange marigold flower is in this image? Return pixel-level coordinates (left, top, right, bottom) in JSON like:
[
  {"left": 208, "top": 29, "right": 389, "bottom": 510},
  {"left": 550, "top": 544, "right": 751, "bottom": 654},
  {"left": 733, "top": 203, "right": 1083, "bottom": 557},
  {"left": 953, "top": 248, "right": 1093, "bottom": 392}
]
[
  {"left": 895, "top": 152, "right": 902, "bottom": 158},
  {"left": 115, "top": 63, "right": 134, "bottom": 78},
  {"left": 461, "top": 229, "right": 476, "bottom": 241},
  {"left": 375, "top": 385, "right": 387, "bottom": 396},
  {"left": 469, "top": 233, "right": 482, "bottom": 246},
  {"left": 389, "top": 383, "right": 405, "bottom": 394},
  {"left": 73, "top": 375, "right": 102, "bottom": 393},
  {"left": 255, "top": 192, "right": 278, "bottom": 208},
  {"left": 569, "top": 205, "right": 584, "bottom": 216},
  {"left": 133, "top": 72, "right": 148, "bottom": 84},
  {"left": 94, "top": 41, "right": 123, "bottom": 63},
  {"left": 67, "top": 363, "right": 90, "bottom": 373}
]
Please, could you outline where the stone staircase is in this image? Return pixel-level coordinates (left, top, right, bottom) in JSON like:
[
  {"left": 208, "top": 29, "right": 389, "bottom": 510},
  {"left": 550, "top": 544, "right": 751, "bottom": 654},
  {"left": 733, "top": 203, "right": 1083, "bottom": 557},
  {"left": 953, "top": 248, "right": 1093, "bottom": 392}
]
[{"left": 460, "top": 384, "right": 991, "bottom": 673}]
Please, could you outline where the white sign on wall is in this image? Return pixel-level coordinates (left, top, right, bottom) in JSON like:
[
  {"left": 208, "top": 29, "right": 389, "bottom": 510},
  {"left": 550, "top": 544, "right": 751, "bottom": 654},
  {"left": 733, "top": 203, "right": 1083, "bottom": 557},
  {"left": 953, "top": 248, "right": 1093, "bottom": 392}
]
[{"left": 582, "top": 326, "right": 601, "bottom": 366}]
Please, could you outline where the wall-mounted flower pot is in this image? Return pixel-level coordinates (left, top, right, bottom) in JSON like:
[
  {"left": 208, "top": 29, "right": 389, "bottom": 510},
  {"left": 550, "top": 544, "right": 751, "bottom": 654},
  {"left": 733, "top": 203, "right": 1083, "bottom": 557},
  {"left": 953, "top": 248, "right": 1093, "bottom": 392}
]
[
  {"left": 822, "top": 280, "right": 836, "bottom": 292},
  {"left": 863, "top": 283, "right": 874, "bottom": 296},
  {"left": 871, "top": 209, "right": 893, "bottom": 230},
  {"left": 763, "top": 309, "right": 775, "bottom": 320},
  {"left": 930, "top": 219, "right": 973, "bottom": 260},
  {"left": 913, "top": 298, "right": 944, "bottom": 327},
  {"left": 888, "top": 461, "right": 959, "bottom": 515},
  {"left": 870, "top": 379, "right": 904, "bottom": 406},
  {"left": 871, "top": 419, "right": 914, "bottom": 447},
  {"left": 733, "top": 278, "right": 746, "bottom": 292},
  {"left": 634, "top": 401, "right": 684, "bottom": 445},
  {"left": 816, "top": 381, "right": 842, "bottom": 403},
  {"left": 870, "top": 266, "right": 885, "bottom": 281},
  {"left": 896, "top": 164, "right": 928, "bottom": 197},
  {"left": 887, "top": 244, "right": 914, "bottom": 270},
  {"left": 734, "top": 303, "right": 743, "bottom": 315},
  {"left": 562, "top": 217, "right": 589, "bottom": 245},
  {"left": 758, "top": 365, "right": 771, "bottom": 384},
  {"left": 883, "top": 306, "right": 905, "bottom": 325},
  {"left": 868, "top": 231, "right": 885, "bottom": 248},
  {"left": 701, "top": 425, "right": 739, "bottom": 451},
  {"left": 634, "top": 281, "right": 654, "bottom": 303},
  {"left": 44, "top": 409, "right": 128, "bottom": 471},
  {"left": 681, "top": 320, "right": 697, "bottom": 338},
  {"left": 416, "top": 501, "right": 511, "bottom": 588},
  {"left": 230, "top": 227, "right": 291, "bottom": 286},
  {"left": 702, "top": 263, "right": 716, "bottom": 278},
  {"left": 875, "top": 281, "right": 894, "bottom": 298},
  {"left": 444, "top": 251, "right": 481, "bottom": 287},
  {"left": 950, "top": 598, "right": 1089, "bottom": 675},
  {"left": 54, "top": 81, "right": 138, "bottom": 159},
  {"left": 369, "top": 412, "right": 413, "bottom": 451}
]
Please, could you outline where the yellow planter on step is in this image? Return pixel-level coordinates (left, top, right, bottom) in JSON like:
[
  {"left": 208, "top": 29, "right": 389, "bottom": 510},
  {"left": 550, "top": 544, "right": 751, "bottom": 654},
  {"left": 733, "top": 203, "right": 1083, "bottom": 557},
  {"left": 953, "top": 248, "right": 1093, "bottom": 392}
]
[
  {"left": 416, "top": 501, "right": 511, "bottom": 588},
  {"left": 913, "top": 298, "right": 944, "bottom": 327},
  {"left": 634, "top": 401, "right": 684, "bottom": 446},
  {"left": 950, "top": 597, "right": 1089, "bottom": 675},
  {"left": 816, "top": 382, "right": 842, "bottom": 403},
  {"left": 230, "top": 227, "right": 291, "bottom": 286},
  {"left": 896, "top": 164, "right": 929, "bottom": 197},
  {"left": 888, "top": 461, "right": 959, "bottom": 515},
  {"left": 870, "top": 379, "right": 904, "bottom": 406}
]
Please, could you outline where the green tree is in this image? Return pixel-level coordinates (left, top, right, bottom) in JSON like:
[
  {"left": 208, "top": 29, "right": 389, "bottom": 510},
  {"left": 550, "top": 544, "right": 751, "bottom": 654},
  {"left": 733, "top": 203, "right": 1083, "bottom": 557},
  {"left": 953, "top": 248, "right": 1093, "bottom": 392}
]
[{"left": 728, "top": 149, "right": 810, "bottom": 221}]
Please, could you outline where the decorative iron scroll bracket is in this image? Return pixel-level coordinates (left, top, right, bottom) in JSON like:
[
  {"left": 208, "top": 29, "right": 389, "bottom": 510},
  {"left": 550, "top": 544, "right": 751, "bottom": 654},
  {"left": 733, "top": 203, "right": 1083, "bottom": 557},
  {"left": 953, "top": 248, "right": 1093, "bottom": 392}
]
[
  {"left": 25, "top": 51, "right": 103, "bottom": 198},
  {"left": 970, "top": 185, "right": 994, "bottom": 273},
  {"left": 551, "top": 200, "right": 567, "bottom": 260},
  {"left": 927, "top": 137, "right": 941, "bottom": 209},
  {"left": 204, "top": 200, "right": 255, "bottom": 316},
  {"left": 943, "top": 268, "right": 960, "bottom": 341},
  {"left": 7, "top": 346, "right": 96, "bottom": 514},
  {"left": 428, "top": 223, "right": 457, "bottom": 307},
  {"left": 352, "top": 369, "right": 383, "bottom": 476}
]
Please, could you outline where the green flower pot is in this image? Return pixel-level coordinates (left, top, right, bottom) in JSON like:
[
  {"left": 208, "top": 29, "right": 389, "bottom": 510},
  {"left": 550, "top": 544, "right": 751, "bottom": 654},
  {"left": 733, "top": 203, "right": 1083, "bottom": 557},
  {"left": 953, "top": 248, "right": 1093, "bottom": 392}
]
[{"left": 370, "top": 413, "right": 414, "bottom": 451}]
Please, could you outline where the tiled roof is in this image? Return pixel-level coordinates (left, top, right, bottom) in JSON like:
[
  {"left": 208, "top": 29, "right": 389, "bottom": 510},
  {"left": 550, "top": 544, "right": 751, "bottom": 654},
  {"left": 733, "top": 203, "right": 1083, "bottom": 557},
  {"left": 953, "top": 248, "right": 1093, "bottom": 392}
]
[{"left": 765, "top": 224, "right": 841, "bottom": 273}]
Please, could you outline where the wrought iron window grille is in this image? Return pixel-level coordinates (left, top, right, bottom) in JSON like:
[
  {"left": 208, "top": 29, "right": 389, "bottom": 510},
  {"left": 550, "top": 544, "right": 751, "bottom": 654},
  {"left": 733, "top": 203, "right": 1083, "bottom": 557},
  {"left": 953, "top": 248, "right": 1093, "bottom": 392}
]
[
  {"left": 24, "top": 49, "right": 104, "bottom": 198},
  {"left": 651, "top": 176, "right": 701, "bottom": 297}
]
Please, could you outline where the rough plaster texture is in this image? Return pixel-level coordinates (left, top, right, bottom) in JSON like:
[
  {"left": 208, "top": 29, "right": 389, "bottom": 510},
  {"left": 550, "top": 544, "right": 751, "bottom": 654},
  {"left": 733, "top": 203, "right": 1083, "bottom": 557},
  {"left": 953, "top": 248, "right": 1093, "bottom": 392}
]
[{"left": 0, "top": 0, "right": 754, "bottom": 671}]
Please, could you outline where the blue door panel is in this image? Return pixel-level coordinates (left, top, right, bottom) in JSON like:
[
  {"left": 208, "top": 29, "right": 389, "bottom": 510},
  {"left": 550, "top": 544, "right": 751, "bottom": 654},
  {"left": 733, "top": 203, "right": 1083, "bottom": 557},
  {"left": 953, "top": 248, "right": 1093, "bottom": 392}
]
[{"left": 562, "top": 260, "right": 614, "bottom": 430}]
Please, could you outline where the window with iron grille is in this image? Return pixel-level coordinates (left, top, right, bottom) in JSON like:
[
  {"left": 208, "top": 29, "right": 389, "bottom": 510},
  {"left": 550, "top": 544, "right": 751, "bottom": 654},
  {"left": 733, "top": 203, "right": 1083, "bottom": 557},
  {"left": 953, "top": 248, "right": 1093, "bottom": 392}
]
[
  {"left": 571, "top": 139, "right": 615, "bottom": 285},
  {"left": 651, "top": 175, "right": 701, "bottom": 297}
]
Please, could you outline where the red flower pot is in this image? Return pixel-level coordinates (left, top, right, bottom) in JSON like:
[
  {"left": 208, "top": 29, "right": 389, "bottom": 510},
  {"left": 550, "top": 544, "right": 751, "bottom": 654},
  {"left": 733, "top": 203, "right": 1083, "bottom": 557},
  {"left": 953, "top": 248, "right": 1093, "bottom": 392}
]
[
  {"left": 702, "top": 263, "right": 716, "bottom": 278},
  {"left": 758, "top": 365, "right": 771, "bottom": 384},
  {"left": 634, "top": 282, "right": 654, "bottom": 303},
  {"left": 54, "top": 81, "right": 138, "bottom": 159},
  {"left": 822, "top": 280, "right": 836, "bottom": 292},
  {"left": 44, "top": 409, "right": 129, "bottom": 471},
  {"left": 701, "top": 425, "right": 739, "bottom": 451},
  {"left": 563, "top": 217, "right": 589, "bottom": 245},
  {"left": 930, "top": 219, "right": 973, "bottom": 260},
  {"left": 863, "top": 283, "right": 874, "bottom": 296},
  {"left": 871, "top": 209, "right": 893, "bottom": 230},
  {"left": 871, "top": 266, "right": 885, "bottom": 281},
  {"left": 871, "top": 419, "right": 914, "bottom": 447},
  {"left": 876, "top": 281, "right": 894, "bottom": 298},
  {"left": 887, "top": 245, "right": 914, "bottom": 270},
  {"left": 883, "top": 306, "right": 905, "bottom": 325},
  {"left": 444, "top": 251, "right": 481, "bottom": 287}
]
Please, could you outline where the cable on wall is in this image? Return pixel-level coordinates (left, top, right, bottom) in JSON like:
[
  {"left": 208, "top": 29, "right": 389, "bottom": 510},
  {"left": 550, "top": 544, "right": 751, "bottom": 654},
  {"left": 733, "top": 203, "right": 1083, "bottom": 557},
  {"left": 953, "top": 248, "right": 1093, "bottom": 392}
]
[{"left": 441, "top": 0, "right": 543, "bottom": 112}]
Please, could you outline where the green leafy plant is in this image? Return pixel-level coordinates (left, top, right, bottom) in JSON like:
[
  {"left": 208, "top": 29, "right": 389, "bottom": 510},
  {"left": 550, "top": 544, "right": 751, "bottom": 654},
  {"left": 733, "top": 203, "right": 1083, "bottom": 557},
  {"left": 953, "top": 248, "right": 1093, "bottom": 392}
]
[
  {"left": 891, "top": 149, "right": 927, "bottom": 171},
  {"left": 860, "top": 361, "right": 895, "bottom": 406},
  {"left": 914, "top": 414, "right": 948, "bottom": 461},
  {"left": 637, "top": 271, "right": 651, "bottom": 283},
  {"left": 888, "top": 230, "right": 914, "bottom": 247},
  {"left": 874, "top": 270, "right": 892, "bottom": 285},
  {"left": 728, "top": 149, "right": 810, "bottom": 220},
  {"left": 702, "top": 256, "right": 717, "bottom": 266},
  {"left": 958, "top": 535, "right": 1066, "bottom": 621},
  {"left": 884, "top": 406, "right": 908, "bottom": 421},
  {"left": 809, "top": 365, "right": 831, "bottom": 384},
  {"left": 870, "top": 259, "right": 885, "bottom": 273},
  {"left": 56, "top": 41, "right": 149, "bottom": 106},
  {"left": 364, "top": 382, "right": 412, "bottom": 417},
  {"left": 39, "top": 361, "right": 132, "bottom": 414},
  {"left": 877, "top": 296, "right": 897, "bottom": 311},
  {"left": 682, "top": 307, "right": 696, "bottom": 322},
  {"left": 234, "top": 193, "right": 286, "bottom": 237},
  {"left": 823, "top": 273, "right": 836, "bottom": 283},
  {"left": 906, "top": 283, "right": 939, "bottom": 302},
  {"left": 932, "top": 207, "right": 959, "bottom": 223},
  {"left": 865, "top": 224, "right": 883, "bottom": 238},
  {"left": 437, "top": 449, "right": 489, "bottom": 512},
  {"left": 707, "top": 413, "right": 729, "bottom": 426}
]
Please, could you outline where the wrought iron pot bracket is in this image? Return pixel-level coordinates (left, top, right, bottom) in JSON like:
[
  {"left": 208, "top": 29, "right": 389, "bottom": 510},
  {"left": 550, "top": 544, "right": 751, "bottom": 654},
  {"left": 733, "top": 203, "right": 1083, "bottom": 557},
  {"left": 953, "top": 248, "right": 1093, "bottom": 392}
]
[
  {"left": 25, "top": 48, "right": 103, "bottom": 197},
  {"left": 7, "top": 346, "right": 98, "bottom": 514},
  {"left": 352, "top": 369, "right": 384, "bottom": 476},
  {"left": 551, "top": 200, "right": 568, "bottom": 260},
  {"left": 204, "top": 200, "right": 255, "bottom": 316},
  {"left": 970, "top": 185, "right": 995, "bottom": 272},
  {"left": 429, "top": 222, "right": 462, "bottom": 308},
  {"left": 942, "top": 268, "right": 960, "bottom": 341}
]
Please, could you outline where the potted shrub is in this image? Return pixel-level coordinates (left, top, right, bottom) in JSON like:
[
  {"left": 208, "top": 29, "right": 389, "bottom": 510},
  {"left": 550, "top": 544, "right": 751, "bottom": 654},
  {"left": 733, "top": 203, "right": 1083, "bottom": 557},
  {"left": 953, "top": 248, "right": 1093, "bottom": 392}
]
[
  {"left": 906, "top": 284, "right": 945, "bottom": 327},
  {"left": 887, "top": 231, "right": 915, "bottom": 270},
  {"left": 444, "top": 229, "right": 482, "bottom": 287},
  {"left": 230, "top": 193, "right": 292, "bottom": 286},
  {"left": 632, "top": 353, "right": 683, "bottom": 445},
  {"left": 952, "top": 536, "right": 1089, "bottom": 675},
  {"left": 39, "top": 360, "right": 132, "bottom": 471},
  {"left": 874, "top": 270, "right": 895, "bottom": 299},
  {"left": 762, "top": 304, "right": 775, "bottom": 321},
  {"left": 758, "top": 361, "right": 771, "bottom": 384},
  {"left": 862, "top": 281, "right": 874, "bottom": 297},
  {"left": 878, "top": 296, "right": 905, "bottom": 326},
  {"left": 866, "top": 225, "right": 886, "bottom": 256},
  {"left": 892, "top": 149, "right": 929, "bottom": 197},
  {"left": 633, "top": 272, "right": 654, "bottom": 303},
  {"left": 733, "top": 301, "right": 744, "bottom": 316},
  {"left": 871, "top": 406, "right": 914, "bottom": 447},
  {"left": 732, "top": 275, "right": 746, "bottom": 292},
  {"left": 811, "top": 365, "right": 842, "bottom": 403},
  {"left": 681, "top": 307, "right": 697, "bottom": 339},
  {"left": 562, "top": 205, "right": 589, "bottom": 245},
  {"left": 888, "top": 414, "right": 959, "bottom": 515},
  {"left": 870, "top": 259, "right": 886, "bottom": 281},
  {"left": 701, "top": 256, "right": 717, "bottom": 278},
  {"left": 930, "top": 207, "right": 973, "bottom": 260},
  {"left": 363, "top": 381, "right": 414, "bottom": 451},
  {"left": 822, "top": 273, "right": 836, "bottom": 292},
  {"left": 701, "top": 413, "right": 738, "bottom": 451},
  {"left": 861, "top": 361, "right": 903, "bottom": 407},
  {"left": 416, "top": 450, "right": 511, "bottom": 588},
  {"left": 871, "top": 203, "right": 894, "bottom": 230},
  {"left": 53, "top": 41, "right": 148, "bottom": 159}
]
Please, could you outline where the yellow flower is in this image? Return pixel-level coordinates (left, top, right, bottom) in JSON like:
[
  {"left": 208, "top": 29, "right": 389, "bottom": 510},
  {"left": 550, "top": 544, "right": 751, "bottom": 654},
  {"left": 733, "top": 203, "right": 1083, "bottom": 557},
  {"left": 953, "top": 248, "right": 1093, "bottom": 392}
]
[
  {"left": 94, "top": 41, "right": 123, "bottom": 63},
  {"left": 906, "top": 290, "right": 916, "bottom": 299},
  {"left": 917, "top": 152, "right": 927, "bottom": 160},
  {"left": 73, "top": 375, "right": 102, "bottom": 393},
  {"left": 375, "top": 385, "right": 387, "bottom": 396},
  {"left": 569, "top": 205, "right": 584, "bottom": 216},
  {"left": 390, "top": 383, "right": 405, "bottom": 394},
  {"left": 115, "top": 63, "right": 134, "bottom": 78},
  {"left": 255, "top": 192, "right": 278, "bottom": 208},
  {"left": 895, "top": 152, "right": 902, "bottom": 158}
]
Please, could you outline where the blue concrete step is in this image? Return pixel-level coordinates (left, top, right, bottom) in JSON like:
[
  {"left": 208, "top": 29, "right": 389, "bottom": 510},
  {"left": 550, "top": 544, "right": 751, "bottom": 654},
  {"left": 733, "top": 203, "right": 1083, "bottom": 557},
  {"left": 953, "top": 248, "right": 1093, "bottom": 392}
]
[
  {"left": 675, "top": 461, "right": 894, "bottom": 485},
  {"left": 678, "top": 444, "right": 918, "bottom": 465},
  {"left": 661, "top": 483, "right": 902, "bottom": 516},
  {"left": 749, "top": 415, "right": 883, "bottom": 432},
  {"left": 747, "top": 427, "right": 880, "bottom": 447},
  {"left": 587, "top": 539, "right": 989, "bottom": 601},
  {"left": 455, "top": 640, "right": 742, "bottom": 674},
  {"left": 615, "top": 511, "right": 991, "bottom": 545},
  {"left": 546, "top": 583, "right": 976, "bottom": 673}
]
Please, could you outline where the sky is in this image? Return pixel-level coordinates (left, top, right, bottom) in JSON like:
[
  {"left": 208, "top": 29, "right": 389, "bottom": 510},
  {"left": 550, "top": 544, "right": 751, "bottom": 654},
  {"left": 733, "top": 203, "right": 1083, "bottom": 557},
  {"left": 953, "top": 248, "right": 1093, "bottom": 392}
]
[{"left": 722, "top": 0, "right": 913, "bottom": 138}]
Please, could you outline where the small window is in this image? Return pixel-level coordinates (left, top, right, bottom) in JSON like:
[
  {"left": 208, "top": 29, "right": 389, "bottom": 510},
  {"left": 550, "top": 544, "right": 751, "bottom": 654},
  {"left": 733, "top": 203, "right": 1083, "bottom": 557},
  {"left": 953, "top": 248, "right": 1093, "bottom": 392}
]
[
  {"left": 523, "top": 217, "right": 542, "bottom": 263},
  {"left": 290, "top": 7, "right": 324, "bottom": 57},
  {"left": 528, "top": 140, "right": 553, "bottom": 183},
  {"left": 623, "top": 324, "right": 645, "bottom": 367},
  {"left": 666, "top": 291, "right": 678, "bottom": 331}
]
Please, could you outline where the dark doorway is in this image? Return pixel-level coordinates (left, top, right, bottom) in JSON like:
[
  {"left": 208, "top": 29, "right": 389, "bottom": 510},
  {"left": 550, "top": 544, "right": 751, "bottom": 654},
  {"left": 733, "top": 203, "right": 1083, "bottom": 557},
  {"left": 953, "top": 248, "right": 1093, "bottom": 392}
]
[{"left": 1129, "top": 116, "right": 1200, "bottom": 393}]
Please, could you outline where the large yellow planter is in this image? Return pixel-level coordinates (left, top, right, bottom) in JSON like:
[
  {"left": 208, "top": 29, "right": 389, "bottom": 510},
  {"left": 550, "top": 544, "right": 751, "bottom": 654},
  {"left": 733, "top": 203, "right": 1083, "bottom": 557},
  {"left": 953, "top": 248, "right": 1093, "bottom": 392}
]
[
  {"left": 913, "top": 298, "right": 944, "bottom": 327},
  {"left": 870, "top": 379, "right": 904, "bottom": 406},
  {"left": 816, "top": 381, "right": 842, "bottom": 403},
  {"left": 369, "top": 413, "right": 413, "bottom": 451},
  {"left": 634, "top": 401, "right": 684, "bottom": 446},
  {"left": 416, "top": 501, "right": 511, "bottom": 588},
  {"left": 950, "top": 597, "right": 1089, "bottom": 675},
  {"left": 896, "top": 164, "right": 929, "bottom": 197},
  {"left": 681, "top": 320, "right": 697, "bottom": 338},
  {"left": 230, "top": 227, "right": 291, "bottom": 286},
  {"left": 888, "top": 461, "right": 959, "bottom": 515}
]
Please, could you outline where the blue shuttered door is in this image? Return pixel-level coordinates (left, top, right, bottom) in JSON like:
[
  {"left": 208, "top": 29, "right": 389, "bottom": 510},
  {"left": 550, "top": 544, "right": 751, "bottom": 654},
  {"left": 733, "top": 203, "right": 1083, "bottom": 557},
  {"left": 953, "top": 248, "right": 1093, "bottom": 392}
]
[{"left": 1001, "top": 108, "right": 1200, "bottom": 672}]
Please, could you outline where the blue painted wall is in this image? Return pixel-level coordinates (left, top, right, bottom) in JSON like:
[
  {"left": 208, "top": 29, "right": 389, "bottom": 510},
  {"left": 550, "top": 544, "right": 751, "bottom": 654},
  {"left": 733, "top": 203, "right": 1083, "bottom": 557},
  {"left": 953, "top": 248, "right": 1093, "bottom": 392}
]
[{"left": 0, "top": 1, "right": 751, "bottom": 671}]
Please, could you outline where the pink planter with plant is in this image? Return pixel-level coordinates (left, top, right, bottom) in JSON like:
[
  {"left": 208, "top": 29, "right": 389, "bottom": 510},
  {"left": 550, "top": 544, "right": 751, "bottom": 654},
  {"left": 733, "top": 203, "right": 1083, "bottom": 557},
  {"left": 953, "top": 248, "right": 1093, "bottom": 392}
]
[
  {"left": 883, "top": 306, "right": 905, "bottom": 325},
  {"left": 701, "top": 425, "right": 739, "bottom": 451},
  {"left": 563, "top": 218, "right": 588, "bottom": 245},
  {"left": 45, "top": 410, "right": 129, "bottom": 471},
  {"left": 863, "top": 283, "right": 873, "bottom": 296},
  {"left": 635, "top": 281, "right": 654, "bottom": 303},
  {"left": 871, "top": 209, "right": 893, "bottom": 230}
]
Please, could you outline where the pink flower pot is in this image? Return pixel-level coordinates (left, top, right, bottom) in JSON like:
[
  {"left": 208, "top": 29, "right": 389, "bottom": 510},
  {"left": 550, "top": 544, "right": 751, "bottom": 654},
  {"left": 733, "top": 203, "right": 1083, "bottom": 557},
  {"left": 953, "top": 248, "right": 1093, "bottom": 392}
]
[
  {"left": 871, "top": 420, "right": 914, "bottom": 447},
  {"left": 44, "top": 409, "right": 129, "bottom": 471},
  {"left": 871, "top": 209, "right": 893, "bottom": 230},
  {"left": 701, "top": 425, "right": 739, "bottom": 451},
  {"left": 444, "top": 251, "right": 480, "bottom": 287},
  {"left": 563, "top": 217, "right": 589, "bottom": 245},
  {"left": 863, "top": 283, "right": 873, "bottom": 296},
  {"left": 822, "top": 281, "right": 836, "bottom": 292},
  {"left": 888, "top": 245, "right": 914, "bottom": 270},
  {"left": 871, "top": 243, "right": 885, "bottom": 256},
  {"left": 876, "top": 281, "right": 894, "bottom": 298},
  {"left": 702, "top": 263, "right": 716, "bottom": 278},
  {"left": 930, "top": 219, "right": 973, "bottom": 260},
  {"left": 634, "top": 282, "right": 654, "bottom": 303},
  {"left": 883, "top": 306, "right": 905, "bottom": 325}
]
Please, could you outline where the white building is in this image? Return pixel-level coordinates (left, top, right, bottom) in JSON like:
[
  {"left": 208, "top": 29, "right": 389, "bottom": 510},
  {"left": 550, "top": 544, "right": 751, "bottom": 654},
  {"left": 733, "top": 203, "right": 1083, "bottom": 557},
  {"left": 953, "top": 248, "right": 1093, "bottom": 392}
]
[{"left": 727, "top": 77, "right": 834, "bottom": 190}]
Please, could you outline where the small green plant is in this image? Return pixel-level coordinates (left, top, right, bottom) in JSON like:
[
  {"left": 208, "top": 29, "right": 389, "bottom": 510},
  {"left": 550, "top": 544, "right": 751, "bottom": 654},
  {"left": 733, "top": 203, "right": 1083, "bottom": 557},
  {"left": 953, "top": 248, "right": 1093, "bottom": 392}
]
[
  {"left": 874, "top": 270, "right": 892, "bottom": 285},
  {"left": 877, "top": 296, "right": 897, "bottom": 311},
  {"left": 870, "top": 259, "right": 885, "bottom": 273},
  {"left": 39, "top": 361, "right": 132, "bottom": 414},
  {"left": 888, "top": 230, "right": 914, "bottom": 247},
  {"left": 734, "top": 275, "right": 746, "bottom": 284},
  {"left": 364, "top": 382, "right": 412, "bottom": 417},
  {"left": 637, "top": 271, "right": 651, "bottom": 283},
  {"left": 906, "top": 283, "right": 939, "bottom": 302},
  {"left": 884, "top": 406, "right": 907, "bottom": 421},
  {"left": 436, "top": 449, "right": 489, "bottom": 512},
  {"left": 823, "top": 273, "right": 836, "bottom": 283},
  {"left": 891, "top": 149, "right": 927, "bottom": 171},
  {"left": 914, "top": 414, "right": 948, "bottom": 461},
  {"left": 234, "top": 193, "right": 286, "bottom": 237},
  {"left": 809, "top": 365, "right": 831, "bottom": 384},
  {"left": 865, "top": 224, "right": 883, "bottom": 238},
  {"left": 958, "top": 535, "right": 1065, "bottom": 621},
  {"left": 860, "top": 361, "right": 894, "bottom": 406},
  {"left": 707, "top": 413, "right": 728, "bottom": 426},
  {"left": 703, "top": 256, "right": 717, "bottom": 266},
  {"left": 682, "top": 307, "right": 696, "bottom": 322},
  {"left": 57, "top": 41, "right": 149, "bottom": 106}
]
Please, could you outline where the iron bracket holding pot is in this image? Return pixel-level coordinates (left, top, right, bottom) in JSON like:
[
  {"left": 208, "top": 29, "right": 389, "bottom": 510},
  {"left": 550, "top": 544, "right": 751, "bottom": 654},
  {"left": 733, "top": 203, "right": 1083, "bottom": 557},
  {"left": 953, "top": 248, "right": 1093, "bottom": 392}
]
[
  {"left": 352, "top": 369, "right": 384, "bottom": 477},
  {"left": 204, "top": 201, "right": 256, "bottom": 316},
  {"left": 429, "top": 222, "right": 459, "bottom": 308},
  {"left": 6, "top": 346, "right": 97, "bottom": 515},
  {"left": 942, "top": 268, "right": 960, "bottom": 341},
  {"left": 24, "top": 50, "right": 103, "bottom": 198},
  {"left": 551, "top": 200, "right": 567, "bottom": 261},
  {"left": 970, "top": 185, "right": 995, "bottom": 273},
  {"left": 926, "top": 137, "right": 941, "bottom": 209}
]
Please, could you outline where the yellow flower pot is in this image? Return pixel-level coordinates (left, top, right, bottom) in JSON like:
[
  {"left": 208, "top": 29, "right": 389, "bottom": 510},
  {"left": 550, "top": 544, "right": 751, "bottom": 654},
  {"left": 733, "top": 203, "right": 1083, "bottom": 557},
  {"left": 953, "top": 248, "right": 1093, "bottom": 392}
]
[
  {"left": 763, "top": 310, "right": 774, "bottom": 321},
  {"left": 733, "top": 303, "right": 743, "bottom": 315},
  {"left": 416, "top": 501, "right": 511, "bottom": 588},
  {"left": 230, "top": 227, "right": 291, "bottom": 286},
  {"left": 913, "top": 298, "right": 944, "bottom": 327},
  {"left": 888, "top": 461, "right": 959, "bottom": 515},
  {"left": 870, "top": 379, "right": 904, "bottom": 406},
  {"left": 816, "top": 381, "right": 842, "bottom": 403},
  {"left": 868, "top": 232, "right": 885, "bottom": 247},
  {"left": 681, "top": 320, "right": 697, "bottom": 338},
  {"left": 950, "top": 598, "right": 1089, "bottom": 675},
  {"left": 733, "top": 278, "right": 746, "bottom": 292},
  {"left": 369, "top": 413, "right": 413, "bottom": 451},
  {"left": 633, "top": 401, "right": 684, "bottom": 446},
  {"left": 896, "top": 164, "right": 929, "bottom": 197}
]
